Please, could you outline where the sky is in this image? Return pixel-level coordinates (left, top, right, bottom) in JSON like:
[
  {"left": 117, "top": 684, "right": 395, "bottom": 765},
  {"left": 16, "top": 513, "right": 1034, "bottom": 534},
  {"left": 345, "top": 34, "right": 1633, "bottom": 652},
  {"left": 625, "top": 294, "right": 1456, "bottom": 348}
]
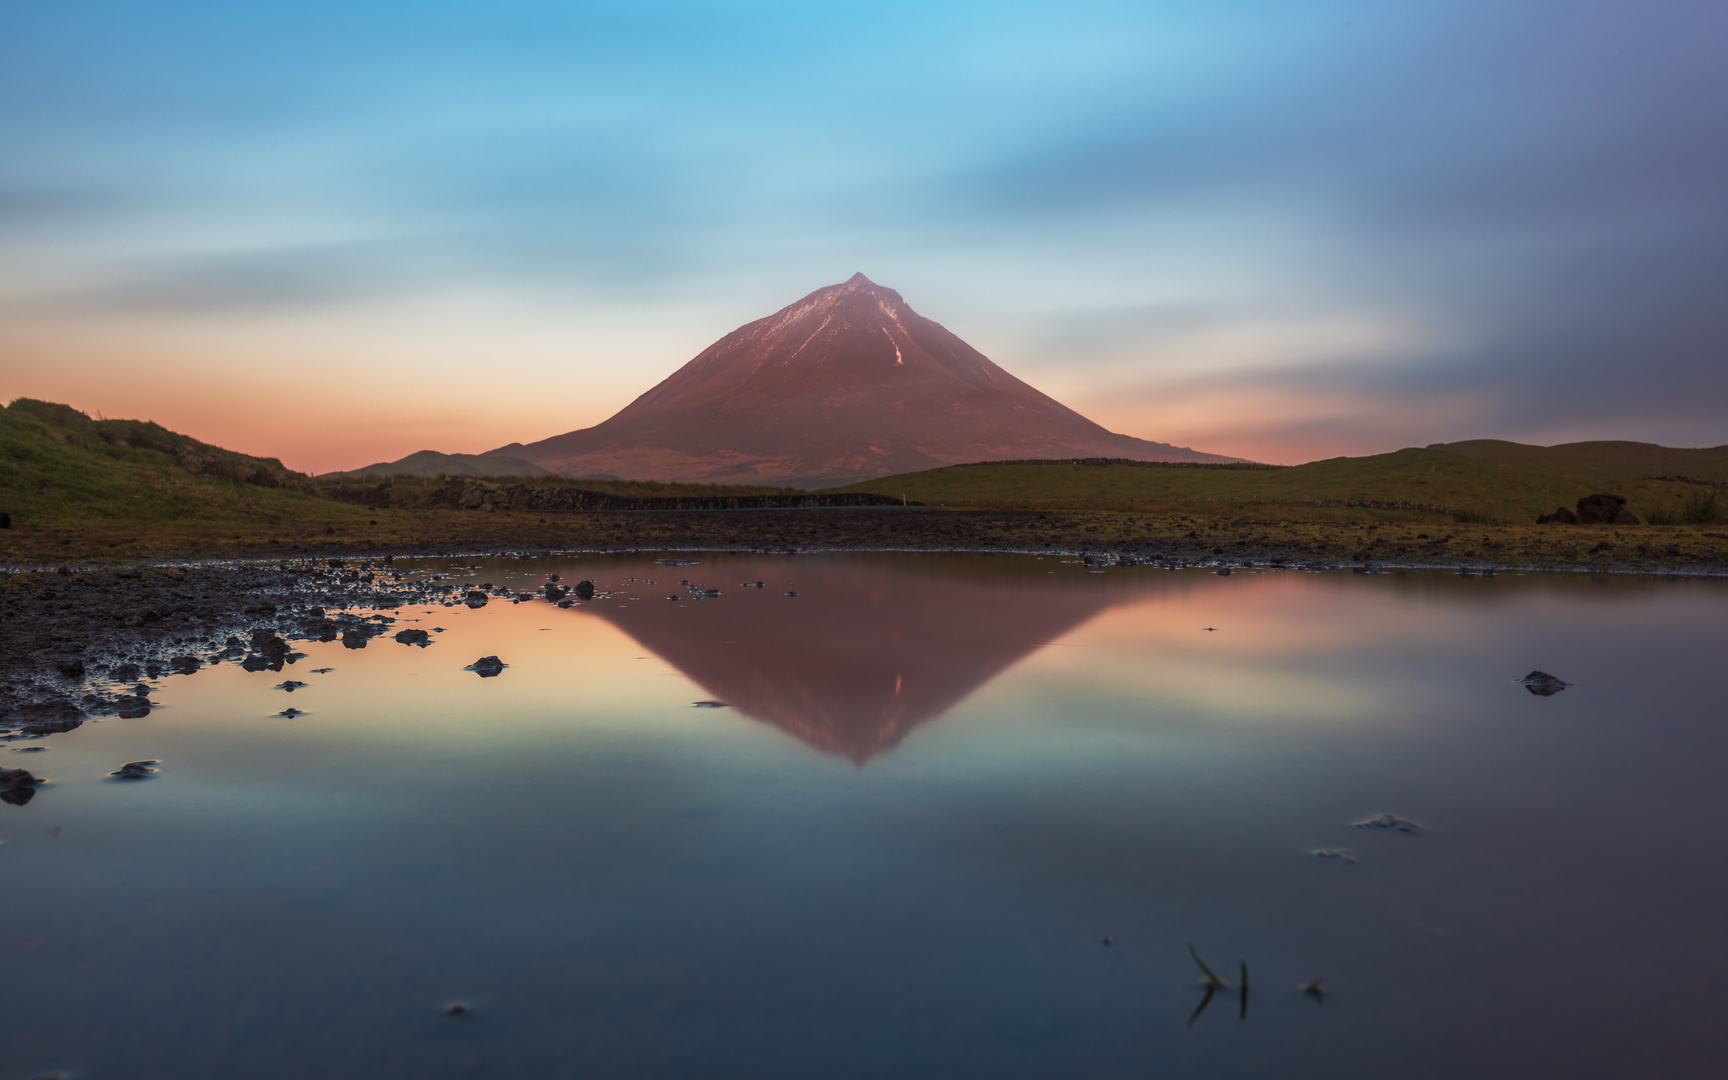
[{"left": 2, "top": 0, "right": 1725, "bottom": 471}]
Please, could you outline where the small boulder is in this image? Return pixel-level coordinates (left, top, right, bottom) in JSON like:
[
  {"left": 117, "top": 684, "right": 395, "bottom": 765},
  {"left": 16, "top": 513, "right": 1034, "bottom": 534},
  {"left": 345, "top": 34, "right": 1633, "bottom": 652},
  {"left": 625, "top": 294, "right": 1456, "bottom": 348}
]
[
  {"left": 466, "top": 656, "right": 506, "bottom": 677},
  {"left": 464, "top": 590, "right": 490, "bottom": 608},
  {"left": 0, "top": 510, "right": 10, "bottom": 528},
  {"left": 0, "top": 767, "right": 39, "bottom": 787},
  {"left": 1536, "top": 506, "right": 1578, "bottom": 524},
  {"left": 574, "top": 580, "right": 596, "bottom": 601},
  {"left": 394, "top": 628, "right": 431, "bottom": 647},
  {"left": 109, "top": 760, "right": 159, "bottom": 780},
  {"left": 1520, "top": 670, "right": 1570, "bottom": 696},
  {"left": 1575, "top": 493, "right": 1639, "bottom": 525}
]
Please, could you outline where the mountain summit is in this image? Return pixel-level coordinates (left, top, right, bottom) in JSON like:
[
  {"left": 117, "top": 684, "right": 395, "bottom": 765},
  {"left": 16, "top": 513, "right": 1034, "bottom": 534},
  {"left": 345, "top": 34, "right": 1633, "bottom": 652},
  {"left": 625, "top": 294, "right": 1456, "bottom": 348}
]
[{"left": 492, "top": 273, "right": 1240, "bottom": 485}]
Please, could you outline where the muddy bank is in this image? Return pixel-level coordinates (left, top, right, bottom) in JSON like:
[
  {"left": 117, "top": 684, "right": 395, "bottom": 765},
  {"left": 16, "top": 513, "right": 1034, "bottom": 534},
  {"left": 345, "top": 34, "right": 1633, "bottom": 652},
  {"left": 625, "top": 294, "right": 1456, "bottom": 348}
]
[{"left": 0, "top": 558, "right": 536, "bottom": 746}]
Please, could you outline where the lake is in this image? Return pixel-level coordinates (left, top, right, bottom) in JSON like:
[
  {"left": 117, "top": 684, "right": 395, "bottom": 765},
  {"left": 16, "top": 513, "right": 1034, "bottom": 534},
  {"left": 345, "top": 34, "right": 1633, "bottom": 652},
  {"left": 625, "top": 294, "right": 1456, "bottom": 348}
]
[{"left": 4, "top": 553, "right": 1726, "bottom": 1078}]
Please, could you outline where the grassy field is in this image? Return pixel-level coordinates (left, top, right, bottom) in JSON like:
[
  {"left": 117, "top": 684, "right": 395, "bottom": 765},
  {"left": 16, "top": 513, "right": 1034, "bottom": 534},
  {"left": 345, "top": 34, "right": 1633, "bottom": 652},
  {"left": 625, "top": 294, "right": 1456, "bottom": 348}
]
[
  {"left": 3, "top": 397, "right": 1723, "bottom": 571},
  {"left": 829, "top": 448, "right": 1726, "bottom": 525}
]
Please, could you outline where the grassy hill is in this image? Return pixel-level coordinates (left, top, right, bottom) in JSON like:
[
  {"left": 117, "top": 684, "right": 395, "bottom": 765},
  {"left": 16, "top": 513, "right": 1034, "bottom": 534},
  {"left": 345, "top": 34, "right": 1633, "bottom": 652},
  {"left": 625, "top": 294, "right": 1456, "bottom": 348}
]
[
  {"left": 1430, "top": 439, "right": 1728, "bottom": 482},
  {"left": 0, "top": 398, "right": 341, "bottom": 528},
  {"left": 829, "top": 447, "right": 1724, "bottom": 524}
]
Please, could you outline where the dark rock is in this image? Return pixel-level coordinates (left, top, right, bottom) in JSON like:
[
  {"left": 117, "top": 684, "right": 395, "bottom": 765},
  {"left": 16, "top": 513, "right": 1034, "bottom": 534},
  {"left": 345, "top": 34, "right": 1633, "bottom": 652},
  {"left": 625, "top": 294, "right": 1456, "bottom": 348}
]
[
  {"left": 7, "top": 701, "right": 85, "bottom": 735},
  {"left": 574, "top": 580, "right": 596, "bottom": 600},
  {"left": 274, "top": 680, "right": 308, "bottom": 692},
  {"left": 1536, "top": 506, "right": 1578, "bottom": 524},
  {"left": 109, "top": 663, "right": 141, "bottom": 682},
  {"left": 0, "top": 510, "right": 9, "bottom": 528},
  {"left": 1, "top": 786, "right": 35, "bottom": 806},
  {"left": 169, "top": 656, "right": 201, "bottom": 675},
  {"left": 394, "top": 628, "right": 431, "bottom": 647},
  {"left": 547, "top": 574, "right": 561, "bottom": 582},
  {"left": 0, "top": 767, "right": 39, "bottom": 787},
  {"left": 466, "top": 656, "right": 506, "bottom": 677},
  {"left": 1520, "top": 670, "right": 1570, "bottom": 696},
  {"left": 115, "top": 702, "right": 152, "bottom": 719},
  {"left": 1354, "top": 813, "right": 1420, "bottom": 833},
  {"left": 53, "top": 658, "right": 86, "bottom": 679},
  {"left": 110, "top": 760, "right": 158, "bottom": 779},
  {"left": 464, "top": 590, "right": 490, "bottom": 608},
  {"left": 340, "top": 631, "right": 369, "bottom": 650},
  {"left": 1575, "top": 493, "right": 1639, "bottom": 525}
]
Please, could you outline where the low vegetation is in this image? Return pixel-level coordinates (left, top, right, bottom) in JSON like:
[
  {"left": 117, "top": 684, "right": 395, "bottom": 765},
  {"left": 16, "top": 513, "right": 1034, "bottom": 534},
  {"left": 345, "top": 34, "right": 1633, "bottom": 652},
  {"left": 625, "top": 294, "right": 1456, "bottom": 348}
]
[{"left": 2, "top": 398, "right": 1724, "bottom": 573}]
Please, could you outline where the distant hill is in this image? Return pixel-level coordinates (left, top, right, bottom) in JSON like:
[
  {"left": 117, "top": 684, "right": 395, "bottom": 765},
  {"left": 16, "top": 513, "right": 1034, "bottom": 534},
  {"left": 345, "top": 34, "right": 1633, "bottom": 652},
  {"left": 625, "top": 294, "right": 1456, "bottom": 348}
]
[
  {"left": 492, "top": 273, "right": 1241, "bottom": 487},
  {"left": 321, "top": 449, "right": 550, "bottom": 480},
  {"left": 831, "top": 448, "right": 1724, "bottom": 523},
  {"left": 1429, "top": 440, "right": 1728, "bottom": 482},
  {"left": 0, "top": 398, "right": 320, "bottom": 525}
]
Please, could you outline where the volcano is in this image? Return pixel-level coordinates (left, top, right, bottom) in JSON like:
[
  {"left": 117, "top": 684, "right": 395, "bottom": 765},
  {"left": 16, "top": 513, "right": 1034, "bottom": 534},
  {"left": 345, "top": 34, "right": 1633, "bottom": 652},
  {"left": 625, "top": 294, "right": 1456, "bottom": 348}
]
[{"left": 492, "top": 273, "right": 1239, "bottom": 486}]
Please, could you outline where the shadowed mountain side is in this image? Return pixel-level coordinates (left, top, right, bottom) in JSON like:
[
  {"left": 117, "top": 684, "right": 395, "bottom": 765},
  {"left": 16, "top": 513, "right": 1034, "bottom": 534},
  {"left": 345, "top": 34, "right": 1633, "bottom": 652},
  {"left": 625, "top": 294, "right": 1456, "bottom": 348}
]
[
  {"left": 494, "top": 274, "right": 1239, "bottom": 487},
  {"left": 319, "top": 449, "right": 551, "bottom": 479},
  {"left": 579, "top": 558, "right": 1127, "bottom": 762}
]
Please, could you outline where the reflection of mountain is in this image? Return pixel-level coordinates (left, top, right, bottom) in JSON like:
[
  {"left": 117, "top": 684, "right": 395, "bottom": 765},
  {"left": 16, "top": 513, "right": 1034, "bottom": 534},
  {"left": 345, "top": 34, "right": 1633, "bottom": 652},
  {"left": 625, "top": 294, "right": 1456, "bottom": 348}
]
[{"left": 582, "top": 559, "right": 1122, "bottom": 763}]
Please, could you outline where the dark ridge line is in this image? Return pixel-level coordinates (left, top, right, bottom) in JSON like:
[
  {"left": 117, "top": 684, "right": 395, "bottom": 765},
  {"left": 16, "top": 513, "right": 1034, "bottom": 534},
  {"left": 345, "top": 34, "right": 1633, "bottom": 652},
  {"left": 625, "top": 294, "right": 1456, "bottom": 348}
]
[{"left": 940, "top": 457, "right": 1285, "bottom": 471}]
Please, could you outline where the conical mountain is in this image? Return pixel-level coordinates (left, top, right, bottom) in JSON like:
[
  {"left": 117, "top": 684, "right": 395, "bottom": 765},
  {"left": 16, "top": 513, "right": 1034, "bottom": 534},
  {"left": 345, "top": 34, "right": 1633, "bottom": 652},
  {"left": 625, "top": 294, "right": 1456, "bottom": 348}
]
[{"left": 493, "top": 273, "right": 1240, "bottom": 486}]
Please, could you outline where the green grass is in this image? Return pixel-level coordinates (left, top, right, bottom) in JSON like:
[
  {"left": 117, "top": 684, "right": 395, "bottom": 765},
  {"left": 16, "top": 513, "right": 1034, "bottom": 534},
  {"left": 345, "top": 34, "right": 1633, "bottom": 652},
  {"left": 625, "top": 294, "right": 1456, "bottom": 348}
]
[
  {"left": 0, "top": 397, "right": 336, "bottom": 528},
  {"left": 1431, "top": 439, "right": 1728, "bottom": 481},
  {"left": 827, "top": 447, "right": 1721, "bottom": 524}
]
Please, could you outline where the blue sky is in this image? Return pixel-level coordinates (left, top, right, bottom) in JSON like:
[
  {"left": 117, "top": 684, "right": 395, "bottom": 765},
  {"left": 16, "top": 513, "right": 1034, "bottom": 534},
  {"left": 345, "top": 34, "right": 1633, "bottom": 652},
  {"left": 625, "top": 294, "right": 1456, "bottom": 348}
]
[{"left": 3, "top": 0, "right": 1724, "bottom": 469}]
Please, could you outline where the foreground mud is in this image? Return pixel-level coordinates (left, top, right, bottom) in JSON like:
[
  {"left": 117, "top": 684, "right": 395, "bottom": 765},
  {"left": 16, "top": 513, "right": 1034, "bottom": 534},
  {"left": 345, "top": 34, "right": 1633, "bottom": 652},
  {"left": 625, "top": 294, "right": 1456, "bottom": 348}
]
[{"left": 4, "top": 507, "right": 1725, "bottom": 755}]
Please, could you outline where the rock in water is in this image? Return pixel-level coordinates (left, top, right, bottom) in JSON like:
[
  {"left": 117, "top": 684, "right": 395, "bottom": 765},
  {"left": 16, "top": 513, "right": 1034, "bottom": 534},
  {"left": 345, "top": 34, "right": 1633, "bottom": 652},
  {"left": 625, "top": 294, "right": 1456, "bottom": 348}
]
[
  {"left": 0, "top": 767, "right": 39, "bottom": 787},
  {"left": 466, "top": 656, "right": 506, "bottom": 677},
  {"left": 393, "top": 628, "right": 432, "bottom": 647},
  {"left": 109, "top": 760, "right": 159, "bottom": 779},
  {"left": 1520, "top": 670, "right": 1570, "bottom": 696},
  {"left": 574, "top": 580, "right": 596, "bottom": 601}
]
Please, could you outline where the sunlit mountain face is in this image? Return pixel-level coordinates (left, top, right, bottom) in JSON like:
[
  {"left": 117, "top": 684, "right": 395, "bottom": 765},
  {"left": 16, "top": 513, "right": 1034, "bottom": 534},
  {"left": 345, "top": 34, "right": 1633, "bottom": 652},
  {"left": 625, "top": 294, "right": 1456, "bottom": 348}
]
[
  {"left": 574, "top": 556, "right": 1126, "bottom": 762},
  {"left": 491, "top": 275, "right": 1239, "bottom": 487}
]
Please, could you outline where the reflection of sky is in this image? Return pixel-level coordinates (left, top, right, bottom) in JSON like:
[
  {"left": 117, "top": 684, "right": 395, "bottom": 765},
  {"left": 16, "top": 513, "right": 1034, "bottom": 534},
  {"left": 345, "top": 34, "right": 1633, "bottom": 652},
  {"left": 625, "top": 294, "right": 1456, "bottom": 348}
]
[
  {"left": 3, "top": 2, "right": 1726, "bottom": 469},
  {"left": 10, "top": 556, "right": 1728, "bottom": 1077}
]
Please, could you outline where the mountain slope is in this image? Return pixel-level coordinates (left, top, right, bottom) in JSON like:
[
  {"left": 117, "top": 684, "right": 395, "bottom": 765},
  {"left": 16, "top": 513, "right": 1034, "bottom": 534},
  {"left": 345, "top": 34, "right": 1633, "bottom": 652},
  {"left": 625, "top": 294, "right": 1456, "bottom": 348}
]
[
  {"left": 320, "top": 449, "right": 550, "bottom": 479},
  {"left": 495, "top": 273, "right": 1239, "bottom": 486}
]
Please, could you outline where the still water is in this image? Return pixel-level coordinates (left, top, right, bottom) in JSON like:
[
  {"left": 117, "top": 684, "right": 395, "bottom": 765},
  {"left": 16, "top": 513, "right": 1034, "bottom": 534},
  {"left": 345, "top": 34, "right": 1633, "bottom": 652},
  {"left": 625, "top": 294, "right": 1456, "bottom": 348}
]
[{"left": 4, "top": 553, "right": 1727, "bottom": 1078}]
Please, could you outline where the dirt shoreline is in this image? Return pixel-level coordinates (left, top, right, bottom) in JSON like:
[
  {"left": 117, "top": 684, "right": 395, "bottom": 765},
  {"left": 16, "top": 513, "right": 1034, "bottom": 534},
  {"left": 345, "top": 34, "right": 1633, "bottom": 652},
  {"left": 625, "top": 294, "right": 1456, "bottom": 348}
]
[{"left": 5, "top": 507, "right": 1726, "bottom": 762}]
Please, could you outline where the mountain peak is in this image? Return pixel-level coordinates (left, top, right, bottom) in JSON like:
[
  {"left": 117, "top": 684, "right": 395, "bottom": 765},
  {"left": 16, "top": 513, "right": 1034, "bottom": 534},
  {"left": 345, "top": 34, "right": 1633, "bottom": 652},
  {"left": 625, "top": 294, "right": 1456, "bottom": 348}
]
[{"left": 499, "top": 276, "right": 1242, "bottom": 486}]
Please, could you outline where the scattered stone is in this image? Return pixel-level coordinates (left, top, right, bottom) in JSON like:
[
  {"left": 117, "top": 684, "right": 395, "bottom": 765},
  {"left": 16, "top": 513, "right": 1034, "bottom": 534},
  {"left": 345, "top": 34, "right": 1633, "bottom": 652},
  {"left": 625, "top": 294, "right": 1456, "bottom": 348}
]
[
  {"left": 784, "top": 591, "right": 799, "bottom": 597},
  {"left": 169, "top": 656, "right": 201, "bottom": 675},
  {"left": 574, "top": 580, "right": 596, "bottom": 601},
  {"left": 109, "top": 760, "right": 159, "bottom": 779},
  {"left": 466, "top": 656, "right": 506, "bottom": 678},
  {"left": 656, "top": 559, "right": 699, "bottom": 566},
  {"left": 1311, "top": 848, "right": 1357, "bottom": 863},
  {"left": 274, "top": 680, "right": 308, "bottom": 692},
  {"left": 464, "top": 590, "right": 490, "bottom": 608},
  {"left": 1354, "top": 813, "right": 1420, "bottom": 834},
  {"left": 277, "top": 707, "right": 305, "bottom": 718},
  {"left": 446, "top": 1002, "right": 469, "bottom": 1016},
  {"left": 109, "top": 663, "right": 142, "bottom": 682},
  {"left": 1536, "top": 506, "right": 1578, "bottom": 524},
  {"left": 393, "top": 628, "right": 432, "bottom": 647},
  {"left": 692, "top": 700, "right": 728, "bottom": 708},
  {"left": 0, "top": 767, "right": 39, "bottom": 787}
]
